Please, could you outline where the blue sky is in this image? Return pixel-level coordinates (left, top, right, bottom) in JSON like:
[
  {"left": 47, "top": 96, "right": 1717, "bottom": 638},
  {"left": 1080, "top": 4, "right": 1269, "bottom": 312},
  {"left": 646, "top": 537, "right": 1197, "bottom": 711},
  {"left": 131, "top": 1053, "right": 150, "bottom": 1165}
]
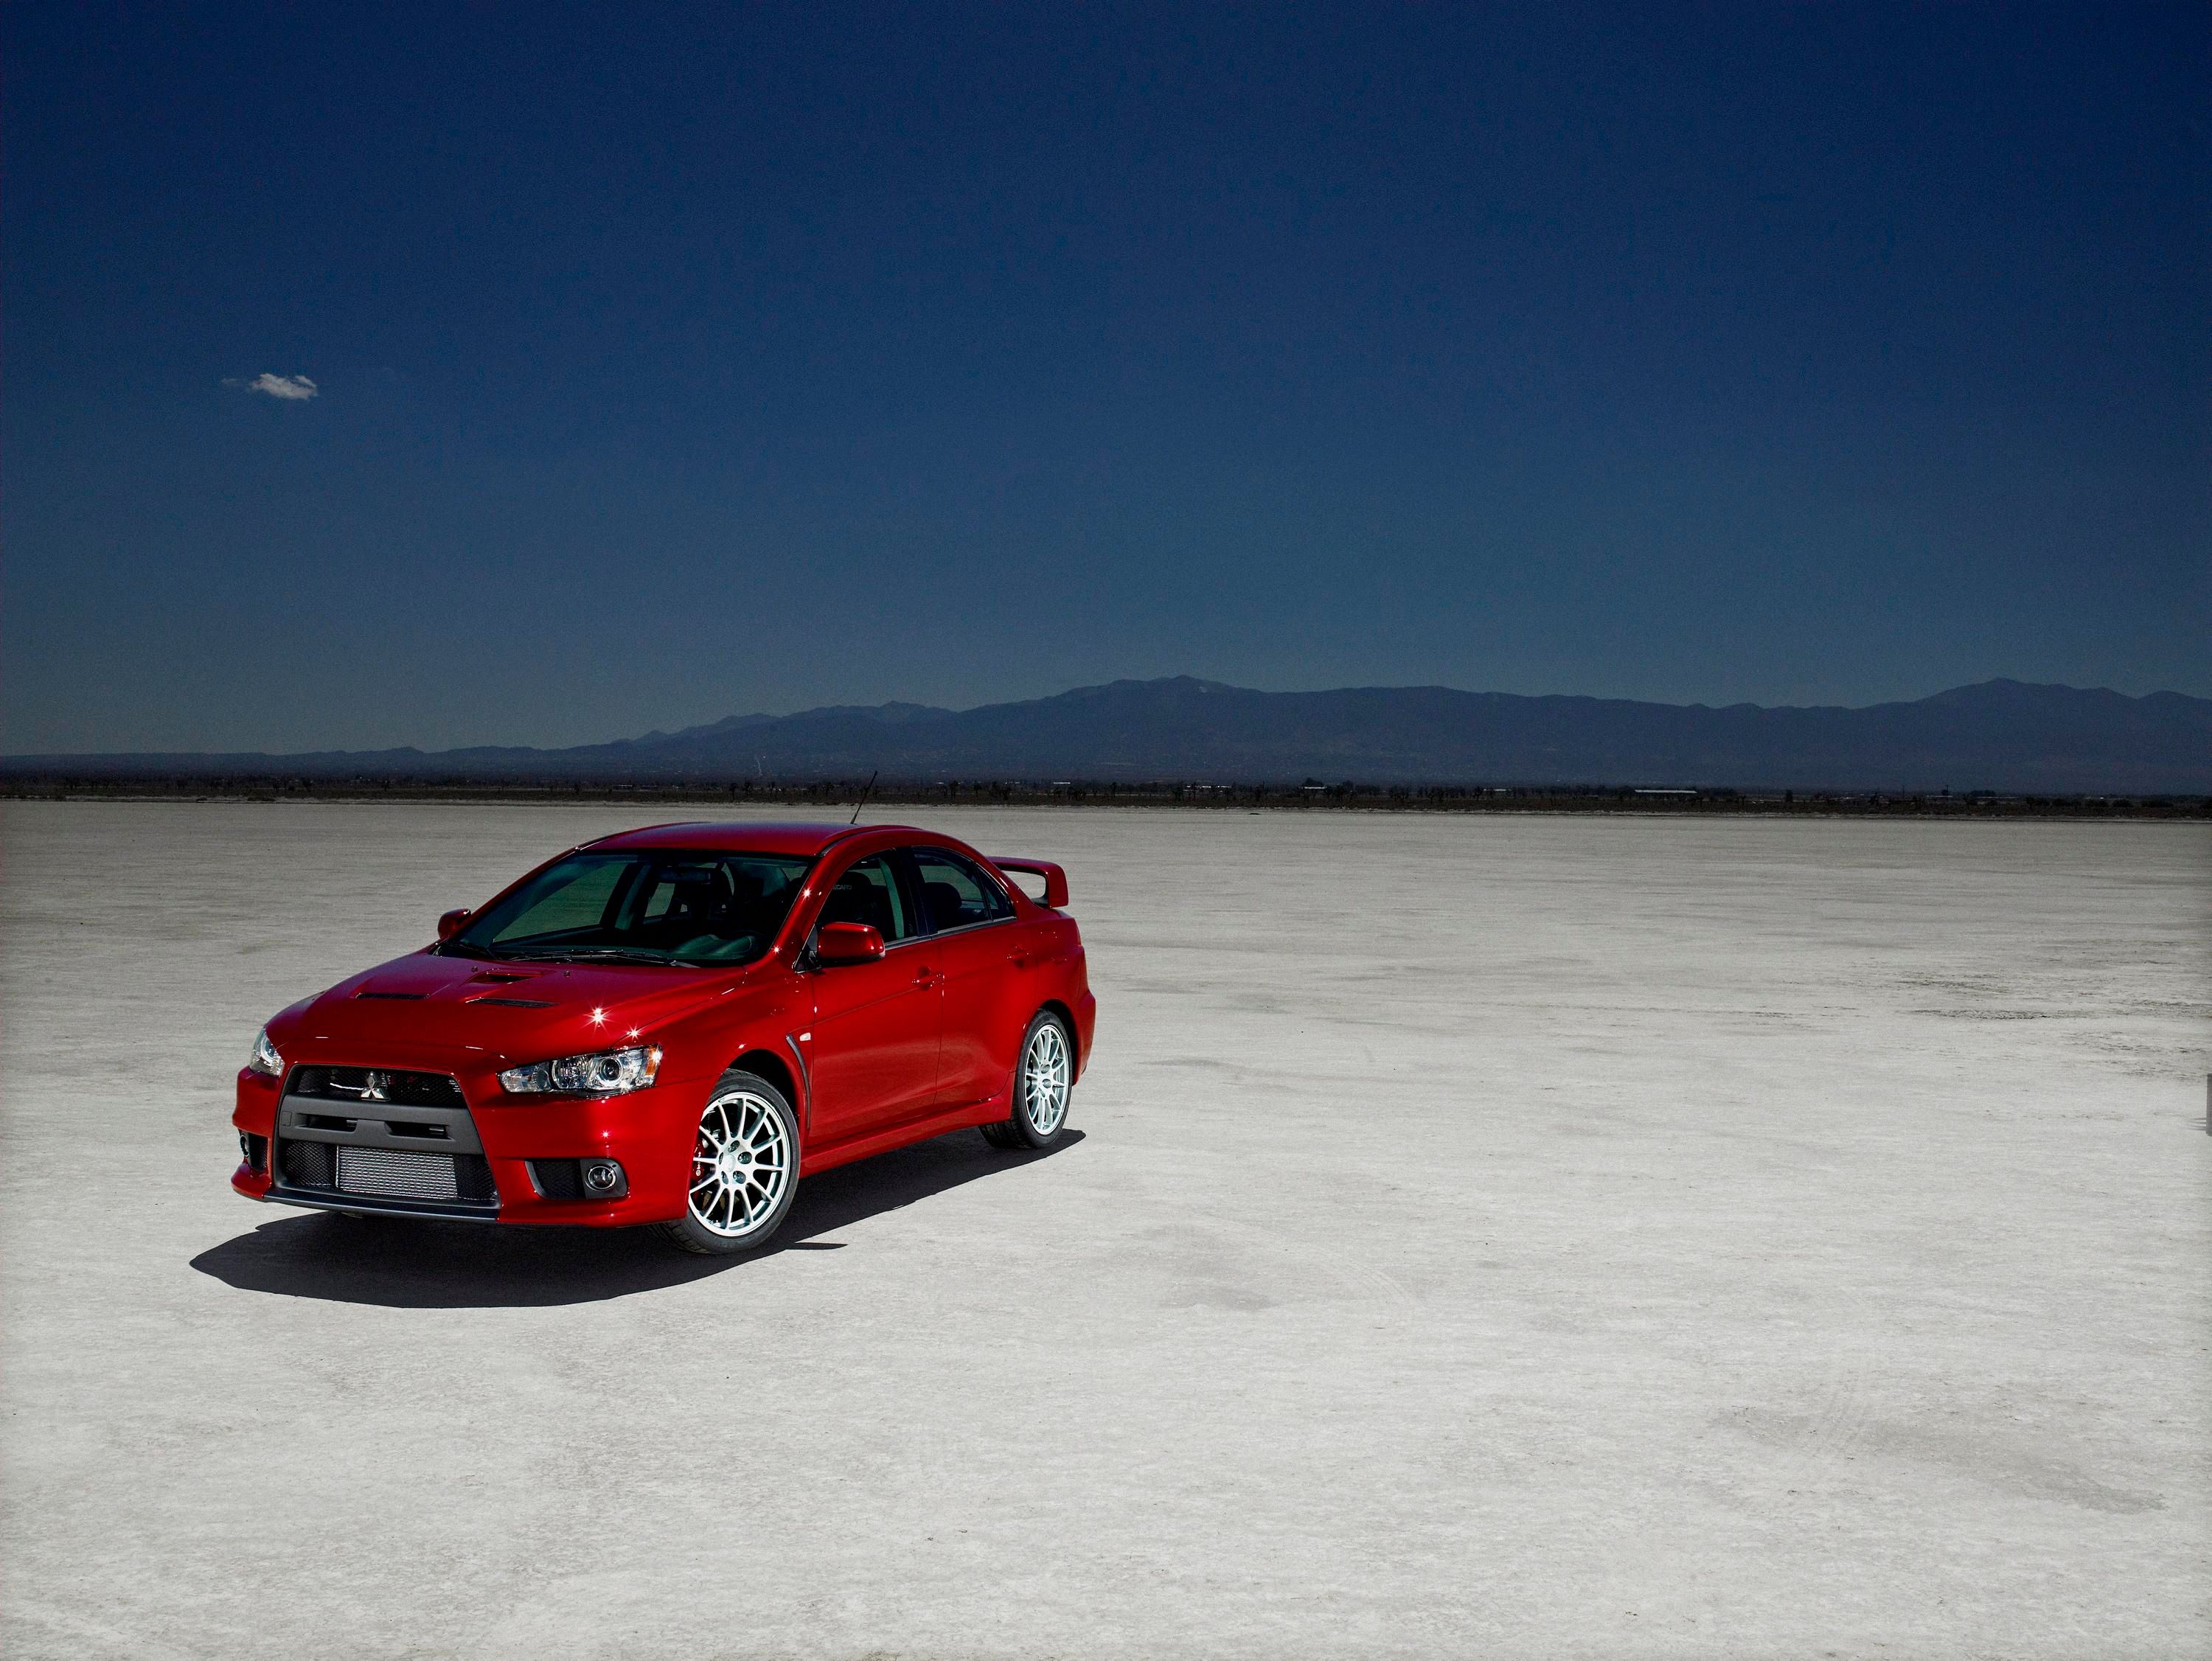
[{"left": 5, "top": 4, "right": 2205, "bottom": 752}]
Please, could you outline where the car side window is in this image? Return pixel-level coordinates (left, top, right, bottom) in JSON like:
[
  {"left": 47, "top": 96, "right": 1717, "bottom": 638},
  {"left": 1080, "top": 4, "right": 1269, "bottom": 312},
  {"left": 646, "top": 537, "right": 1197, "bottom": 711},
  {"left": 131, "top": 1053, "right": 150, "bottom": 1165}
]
[
  {"left": 817, "top": 854, "right": 911, "bottom": 943},
  {"left": 910, "top": 848, "right": 1013, "bottom": 933}
]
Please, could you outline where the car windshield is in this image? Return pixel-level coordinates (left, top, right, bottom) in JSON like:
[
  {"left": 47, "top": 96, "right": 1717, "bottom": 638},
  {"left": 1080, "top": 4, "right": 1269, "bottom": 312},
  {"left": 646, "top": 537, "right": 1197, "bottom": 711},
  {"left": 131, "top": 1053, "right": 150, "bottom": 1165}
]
[{"left": 443, "top": 850, "right": 815, "bottom": 967}]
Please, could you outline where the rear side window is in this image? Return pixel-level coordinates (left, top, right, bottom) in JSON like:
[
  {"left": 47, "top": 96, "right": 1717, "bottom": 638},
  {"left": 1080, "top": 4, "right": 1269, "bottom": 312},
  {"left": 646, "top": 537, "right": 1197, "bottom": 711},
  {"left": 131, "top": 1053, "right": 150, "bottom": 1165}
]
[{"left": 911, "top": 848, "right": 1013, "bottom": 933}]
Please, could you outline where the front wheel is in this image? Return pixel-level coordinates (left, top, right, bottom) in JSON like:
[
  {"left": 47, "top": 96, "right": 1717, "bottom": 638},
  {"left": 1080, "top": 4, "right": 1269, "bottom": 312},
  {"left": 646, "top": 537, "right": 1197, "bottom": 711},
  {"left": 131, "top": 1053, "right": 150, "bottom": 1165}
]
[
  {"left": 981, "top": 1011, "right": 1074, "bottom": 1151},
  {"left": 653, "top": 1070, "right": 800, "bottom": 1256}
]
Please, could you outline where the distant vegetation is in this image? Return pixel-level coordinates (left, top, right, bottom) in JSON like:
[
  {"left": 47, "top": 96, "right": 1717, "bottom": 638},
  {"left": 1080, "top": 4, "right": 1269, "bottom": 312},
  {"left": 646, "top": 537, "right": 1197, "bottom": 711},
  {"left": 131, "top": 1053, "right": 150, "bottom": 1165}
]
[{"left": 7, "top": 775, "right": 2204, "bottom": 821}]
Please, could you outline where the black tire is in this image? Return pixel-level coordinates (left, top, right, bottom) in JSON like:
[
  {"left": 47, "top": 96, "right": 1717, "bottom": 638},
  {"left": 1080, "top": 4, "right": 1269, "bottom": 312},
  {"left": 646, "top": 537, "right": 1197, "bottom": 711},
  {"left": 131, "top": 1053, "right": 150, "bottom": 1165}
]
[
  {"left": 980, "top": 1010, "right": 1075, "bottom": 1152},
  {"left": 652, "top": 1069, "right": 801, "bottom": 1256}
]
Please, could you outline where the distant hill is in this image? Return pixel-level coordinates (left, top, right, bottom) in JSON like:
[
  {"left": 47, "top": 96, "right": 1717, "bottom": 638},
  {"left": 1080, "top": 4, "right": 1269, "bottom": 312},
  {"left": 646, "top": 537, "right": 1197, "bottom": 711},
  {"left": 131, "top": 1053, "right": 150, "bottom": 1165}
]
[{"left": 7, "top": 678, "right": 2208, "bottom": 794}]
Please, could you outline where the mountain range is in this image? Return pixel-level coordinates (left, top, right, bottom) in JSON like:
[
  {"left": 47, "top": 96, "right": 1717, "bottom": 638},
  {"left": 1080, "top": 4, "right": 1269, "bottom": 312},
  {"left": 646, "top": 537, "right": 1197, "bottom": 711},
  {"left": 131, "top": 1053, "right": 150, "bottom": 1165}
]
[{"left": 7, "top": 677, "right": 2208, "bottom": 794}]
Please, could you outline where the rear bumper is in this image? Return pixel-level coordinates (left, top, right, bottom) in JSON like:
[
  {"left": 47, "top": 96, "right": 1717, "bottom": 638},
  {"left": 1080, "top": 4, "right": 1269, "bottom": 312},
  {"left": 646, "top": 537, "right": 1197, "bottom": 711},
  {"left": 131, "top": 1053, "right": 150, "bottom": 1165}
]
[{"left": 1074, "top": 989, "right": 1098, "bottom": 1077}]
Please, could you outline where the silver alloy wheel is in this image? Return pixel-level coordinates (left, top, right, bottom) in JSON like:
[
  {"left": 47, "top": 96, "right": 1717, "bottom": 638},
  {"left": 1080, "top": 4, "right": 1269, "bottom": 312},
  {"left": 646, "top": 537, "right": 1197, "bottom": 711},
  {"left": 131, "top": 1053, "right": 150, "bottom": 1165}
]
[
  {"left": 1022, "top": 1020, "right": 1071, "bottom": 1137},
  {"left": 687, "top": 1088, "right": 792, "bottom": 1239}
]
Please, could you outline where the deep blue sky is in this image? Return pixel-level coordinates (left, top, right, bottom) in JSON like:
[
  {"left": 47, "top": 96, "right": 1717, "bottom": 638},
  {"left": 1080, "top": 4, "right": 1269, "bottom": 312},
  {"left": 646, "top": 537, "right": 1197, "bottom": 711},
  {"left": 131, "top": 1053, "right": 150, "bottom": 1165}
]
[{"left": 6, "top": 4, "right": 2205, "bottom": 753}]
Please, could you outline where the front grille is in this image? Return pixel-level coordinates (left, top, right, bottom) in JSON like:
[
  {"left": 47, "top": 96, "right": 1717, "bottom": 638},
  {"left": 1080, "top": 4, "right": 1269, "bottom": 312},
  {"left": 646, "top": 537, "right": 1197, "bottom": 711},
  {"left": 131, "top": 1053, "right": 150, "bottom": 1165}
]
[
  {"left": 337, "top": 1146, "right": 459, "bottom": 1200},
  {"left": 275, "top": 1138, "right": 495, "bottom": 1205},
  {"left": 452, "top": 1156, "right": 495, "bottom": 1202},
  {"left": 530, "top": 1158, "right": 587, "bottom": 1199},
  {"left": 288, "top": 1066, "right": 464, "bottom": 1108},
  {"left": 280, "top": 1138, "right": 335, "bottom": 1188}
]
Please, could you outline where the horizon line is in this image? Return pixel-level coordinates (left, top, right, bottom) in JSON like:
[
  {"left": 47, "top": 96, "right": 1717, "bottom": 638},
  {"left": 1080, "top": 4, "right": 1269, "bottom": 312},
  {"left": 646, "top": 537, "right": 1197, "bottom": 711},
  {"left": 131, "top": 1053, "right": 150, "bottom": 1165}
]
[{"left": 2, "top": 673, "right": 2204, "bottom": 763}]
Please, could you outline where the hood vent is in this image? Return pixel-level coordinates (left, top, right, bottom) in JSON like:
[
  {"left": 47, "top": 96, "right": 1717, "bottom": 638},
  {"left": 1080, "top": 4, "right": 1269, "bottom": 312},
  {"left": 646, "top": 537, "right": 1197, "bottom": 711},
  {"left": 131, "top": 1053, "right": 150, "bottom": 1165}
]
[
  {"left": 469, "top": 972, "right": 532, "bottom": 984},
  {"left": 471, "top": 995, "right": 554, "bottom": 1009},
  {"left": 356, "top": 991, "right": 425, "bottom": 1001}
]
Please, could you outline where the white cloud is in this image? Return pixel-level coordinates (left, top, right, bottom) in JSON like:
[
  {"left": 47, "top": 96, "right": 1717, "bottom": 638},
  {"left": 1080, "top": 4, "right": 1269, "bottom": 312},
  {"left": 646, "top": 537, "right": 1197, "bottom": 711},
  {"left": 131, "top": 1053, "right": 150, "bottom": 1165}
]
[{"left": 228, "top": 372, "right": 319, "bottom": 400}]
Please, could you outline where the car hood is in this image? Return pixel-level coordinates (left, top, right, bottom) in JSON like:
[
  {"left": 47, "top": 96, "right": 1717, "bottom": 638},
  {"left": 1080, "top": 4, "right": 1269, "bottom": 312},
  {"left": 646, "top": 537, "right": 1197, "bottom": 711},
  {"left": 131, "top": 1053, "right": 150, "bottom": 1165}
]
[{"left": 269, "top": 948, "right": 751, "bottom": 1068}]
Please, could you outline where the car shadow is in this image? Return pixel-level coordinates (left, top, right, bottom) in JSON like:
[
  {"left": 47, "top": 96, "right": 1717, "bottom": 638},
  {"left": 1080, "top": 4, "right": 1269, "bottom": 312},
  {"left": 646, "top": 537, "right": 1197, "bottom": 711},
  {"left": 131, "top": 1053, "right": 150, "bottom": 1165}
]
[{"left": 188, "top": 1128, "right": 1085, "bottom": 1309}]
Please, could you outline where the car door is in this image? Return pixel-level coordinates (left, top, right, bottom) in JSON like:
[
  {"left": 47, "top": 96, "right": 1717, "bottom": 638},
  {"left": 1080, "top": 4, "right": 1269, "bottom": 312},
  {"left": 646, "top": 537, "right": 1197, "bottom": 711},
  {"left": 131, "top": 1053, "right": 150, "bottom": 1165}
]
[
  {"left": 804, "top": 853, "right": 943, "bottom": 1145},
  {"left": 905, "top": 844, "right": 1027, "bottom": 1111}
]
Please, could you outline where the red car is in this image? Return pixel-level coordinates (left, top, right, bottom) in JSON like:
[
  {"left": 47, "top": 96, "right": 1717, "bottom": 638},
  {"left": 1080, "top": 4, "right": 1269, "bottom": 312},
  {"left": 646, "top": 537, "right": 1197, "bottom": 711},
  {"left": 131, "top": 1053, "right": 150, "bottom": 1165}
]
[{"left": 229, "top": 822, "right": 1096, "bottom": 1254}]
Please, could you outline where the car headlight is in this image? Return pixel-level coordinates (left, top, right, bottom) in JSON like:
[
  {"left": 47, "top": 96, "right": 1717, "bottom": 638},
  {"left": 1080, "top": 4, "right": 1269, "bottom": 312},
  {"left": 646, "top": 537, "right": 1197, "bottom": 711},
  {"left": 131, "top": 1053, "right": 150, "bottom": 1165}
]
[
  {"left": 498, "top": 1045, "right": 661, "bottom": 1096},
  {"left": 247, "top": 1027, "right": 284, "bottom": 1078}
]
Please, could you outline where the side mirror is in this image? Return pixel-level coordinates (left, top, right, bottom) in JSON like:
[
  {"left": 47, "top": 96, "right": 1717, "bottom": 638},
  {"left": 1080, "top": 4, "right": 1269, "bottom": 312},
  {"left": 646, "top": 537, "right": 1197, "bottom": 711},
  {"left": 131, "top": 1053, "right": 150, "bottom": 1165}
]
[
  {"left": 815, "top": 922, "right": 886, "bottom": 966},
  {"left": 437, "top": 908, "right": 472, "bottom": 941}
]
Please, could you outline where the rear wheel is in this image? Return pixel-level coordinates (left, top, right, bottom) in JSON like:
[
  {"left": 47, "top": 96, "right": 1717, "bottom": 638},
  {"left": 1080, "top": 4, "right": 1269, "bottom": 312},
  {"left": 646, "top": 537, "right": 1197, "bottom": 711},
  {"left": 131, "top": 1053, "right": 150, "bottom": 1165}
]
[
  {"left": 653, "top": 1070, "right": 800, "bottom": 1256},
  {"left": 980, "top": 1011, "right": 1074, "bottom": 1151}
]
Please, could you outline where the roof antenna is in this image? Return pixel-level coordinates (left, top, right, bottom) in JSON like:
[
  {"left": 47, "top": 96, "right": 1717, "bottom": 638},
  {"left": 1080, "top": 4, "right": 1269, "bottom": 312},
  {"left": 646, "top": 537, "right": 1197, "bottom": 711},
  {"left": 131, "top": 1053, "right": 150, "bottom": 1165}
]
[{"left": 849, "top": 770, "right": 878, "bottom": 826}]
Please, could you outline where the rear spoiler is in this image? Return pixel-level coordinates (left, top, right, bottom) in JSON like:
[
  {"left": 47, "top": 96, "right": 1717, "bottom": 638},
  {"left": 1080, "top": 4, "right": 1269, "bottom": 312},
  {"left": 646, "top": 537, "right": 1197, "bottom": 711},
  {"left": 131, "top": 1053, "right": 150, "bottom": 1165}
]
[{"left": 990, "top": 857, "right": 1069, "bottom": 910}]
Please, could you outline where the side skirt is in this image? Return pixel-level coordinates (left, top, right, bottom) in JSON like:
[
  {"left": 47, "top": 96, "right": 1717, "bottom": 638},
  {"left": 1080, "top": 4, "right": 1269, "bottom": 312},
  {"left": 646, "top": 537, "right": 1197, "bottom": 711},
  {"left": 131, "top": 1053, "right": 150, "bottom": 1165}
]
[{"left": 799, "top": 1093, "right": 1009, "bottom": 1177}]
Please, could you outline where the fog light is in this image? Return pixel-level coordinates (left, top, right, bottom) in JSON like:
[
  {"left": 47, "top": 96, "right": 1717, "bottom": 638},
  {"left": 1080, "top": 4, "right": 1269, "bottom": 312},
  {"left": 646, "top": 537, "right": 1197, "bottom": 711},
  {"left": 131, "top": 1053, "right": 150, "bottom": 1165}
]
[{"left": 582, "top": 1160, "right": 625, "bottom": 1196}]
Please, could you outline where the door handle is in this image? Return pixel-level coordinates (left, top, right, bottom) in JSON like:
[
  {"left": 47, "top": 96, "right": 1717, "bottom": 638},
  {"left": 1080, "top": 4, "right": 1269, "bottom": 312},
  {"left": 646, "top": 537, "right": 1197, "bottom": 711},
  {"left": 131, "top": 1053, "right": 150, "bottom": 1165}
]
[
  {"left": 914, "top": 964, "right": 942, "bottom": 989},
  {"left": 1007, "top": 950, "right": 1032, "bottom": 969}
]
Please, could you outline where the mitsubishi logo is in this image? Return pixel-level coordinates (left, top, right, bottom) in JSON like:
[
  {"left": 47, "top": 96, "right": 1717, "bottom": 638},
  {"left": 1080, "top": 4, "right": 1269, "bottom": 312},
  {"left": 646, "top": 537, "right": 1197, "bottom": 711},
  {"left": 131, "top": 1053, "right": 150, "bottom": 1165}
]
[{"left": 329, "top": 1070, "right": 389, "bottom": 1101}]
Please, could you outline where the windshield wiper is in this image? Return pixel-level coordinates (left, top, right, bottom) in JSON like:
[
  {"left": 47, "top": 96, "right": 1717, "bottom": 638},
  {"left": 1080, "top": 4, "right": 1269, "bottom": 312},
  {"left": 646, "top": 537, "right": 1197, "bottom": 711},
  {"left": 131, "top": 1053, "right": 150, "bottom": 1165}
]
[{"left": 507, "top": 947, "right": 673, "bottom": 967}]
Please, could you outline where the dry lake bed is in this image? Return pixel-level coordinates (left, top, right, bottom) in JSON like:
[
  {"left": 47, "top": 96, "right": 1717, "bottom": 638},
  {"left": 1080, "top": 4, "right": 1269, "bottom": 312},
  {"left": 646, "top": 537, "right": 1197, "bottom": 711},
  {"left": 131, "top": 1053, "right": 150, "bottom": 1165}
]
[{"left": 1, "top": 802, "right": 2205, "bottom": 1659}]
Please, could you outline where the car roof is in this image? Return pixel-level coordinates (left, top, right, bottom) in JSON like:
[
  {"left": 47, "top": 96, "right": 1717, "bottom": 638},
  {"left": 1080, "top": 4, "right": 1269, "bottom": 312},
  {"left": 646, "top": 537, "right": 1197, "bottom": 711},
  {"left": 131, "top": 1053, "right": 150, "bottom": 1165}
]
[{"left": 581, "top": 821, "right": 922, "bottom": 857}]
